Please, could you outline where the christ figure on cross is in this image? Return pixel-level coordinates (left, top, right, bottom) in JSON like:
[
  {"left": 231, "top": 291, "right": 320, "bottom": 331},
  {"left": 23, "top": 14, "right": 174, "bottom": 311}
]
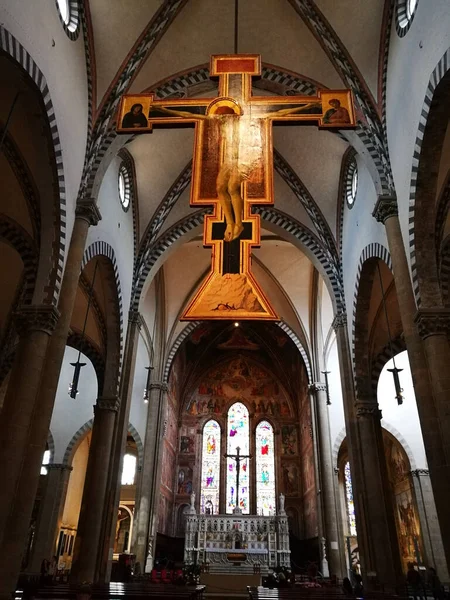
[
  {"left": 117, "top": 54, "right": 355, "bottom": 321},
  {"left": 226, "top": 445, "right": 252, "bottom": 514},
  {"left": 154, "top": 100, "right": 321, "bottom": 242}
]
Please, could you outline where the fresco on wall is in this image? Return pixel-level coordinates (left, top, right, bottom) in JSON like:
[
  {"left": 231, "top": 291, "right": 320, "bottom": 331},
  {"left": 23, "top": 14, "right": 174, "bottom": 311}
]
[
  {"left": 384, "top": 435, "right": 423, "bottom": 569},
  {"left": 168, "top": 341, "right": 185, "bottom": 409},
  {"left": 282, "top": 462, "right": 299, "bottom": 495},
  {"left": 160, "top": 399, "right": 177, "bottom": 532},
  {"left": 303, "top": 489, "right": 318, "bottom": 539},
  {"left": 180, "top": 435, "right": 195, "bottom": 453},
  {"left": 185, "top": 357, "right": 291, "bottom": 417},
  {"left": 299, "top": 389, "right": 317, "bottom": 538},
  {"left": 158, "top": 494, "right": 171, "bottom": 535},
  {"left": 281, "top": 425, "right": 297, "bottom": 454},
  {"left": 177, "top": 466, "right": 193, "bottom": 495},
  {"left": 114, "top": 507, "right": 131, "bottom": 554},
  {"left": 395, "top": 487, "right": 423, "bottom": 567}
]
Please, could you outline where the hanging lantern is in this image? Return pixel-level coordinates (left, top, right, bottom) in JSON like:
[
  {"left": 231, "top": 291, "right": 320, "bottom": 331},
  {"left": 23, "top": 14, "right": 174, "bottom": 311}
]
[
  {"left": 143, "top": 365, "right": 153, "bottom": 403},
  {"left": 321, "top": 370, "right": 332, "bottom": 405},
  {"left": 69, "top": 260, "right": 98, "bottom": 399},
  {"left": 377, "top": 262, "right": 404, "bottom": 406}
]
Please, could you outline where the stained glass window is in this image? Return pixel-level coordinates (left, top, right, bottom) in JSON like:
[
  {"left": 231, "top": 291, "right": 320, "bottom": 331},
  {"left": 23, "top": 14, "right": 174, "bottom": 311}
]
[
  {"left": 344, "top": 461, "right": 357, "bottom": 536},
  {"left": 40, "top": 449, "right": 51, "bottom": 475},
  {"left": 256, "top": 421, "right": 276, "bottom": 515},
  {"left": 200, "top": 420, "right": 221, "bottom": 514},
  {"left": 227, "top": 402, "right": 250, "bottom": 514},
  {"left": 121, "top": 454, "right": 136, "bottom": 485}
]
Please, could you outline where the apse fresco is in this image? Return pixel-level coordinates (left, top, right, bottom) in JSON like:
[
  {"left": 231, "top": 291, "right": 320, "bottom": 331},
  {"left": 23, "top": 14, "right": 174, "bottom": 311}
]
[
  {"left": 185, "top": 357, "right": 291, "bottom": 417},
  {"left": 176, "top": 348, "right": 307, "bottom": 526},
  {"left": 200, "top": 420, "right": 221, "bottom": 514},
  {"left": 256, "top": 421, "right": 276, "bottom": 515},
  {"left": 226, "top": 402, "right": 250, "bottom": 514}
]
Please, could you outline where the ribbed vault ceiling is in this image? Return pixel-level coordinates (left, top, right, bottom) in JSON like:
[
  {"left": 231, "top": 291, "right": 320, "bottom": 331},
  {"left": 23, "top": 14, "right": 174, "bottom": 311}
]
[{"left": 83, "top": 0, "right": 390, "bottom": 358}]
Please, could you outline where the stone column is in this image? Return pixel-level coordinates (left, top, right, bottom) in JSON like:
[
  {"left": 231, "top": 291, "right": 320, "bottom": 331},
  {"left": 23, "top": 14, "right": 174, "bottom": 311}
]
[
  {"left": 29, "top": 464, "right": 73, "bottom": 572},
  {"left": 97, "top": 310, "right": 143, "bottom": 582},
  {"left": 331, "top": 313, "right": 372, "bottom": 581},
  {"left": 373, "top": 195, "right": 450, "bottom": 570},
  {"left": 354, "top": 391, "right": 402, "bottom": 588},
  {"left": 70, "top": 396, "right": 120, "bottom": 584},
  {"left": 410, "top": 469, "right": 449, "bottom": 581},
  {"left": 0, "top": 305, "right": 59, "bottom": 544},
  {"left": 309, "top": 382, "right": 343, "bottom": 578},
  {"left": 133, "top": 381, "right": 168, "bottom": 572},
  {"left": 0, "top": 200, "right": 100, "bottom": 600}
]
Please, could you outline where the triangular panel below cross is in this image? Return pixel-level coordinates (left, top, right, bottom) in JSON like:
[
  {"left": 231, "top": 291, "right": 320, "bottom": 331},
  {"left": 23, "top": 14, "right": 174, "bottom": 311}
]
[{"left": 181, "top": 271, "right": 278, "bottom": 321}]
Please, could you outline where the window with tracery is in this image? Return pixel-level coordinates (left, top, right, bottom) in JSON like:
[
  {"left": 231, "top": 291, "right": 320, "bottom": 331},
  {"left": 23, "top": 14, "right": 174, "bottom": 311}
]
[
  {"left": 200, "top": 420, "right": 221, "bottom": 514},
  {"left": 226, "top": 402, "right": 250, "bottom": 514},
  {"left": 256, "top": 421, "right": 276, "bottom": 515},
  {"left": 344, "top": 461, "right": 357, "bottom": 536}
]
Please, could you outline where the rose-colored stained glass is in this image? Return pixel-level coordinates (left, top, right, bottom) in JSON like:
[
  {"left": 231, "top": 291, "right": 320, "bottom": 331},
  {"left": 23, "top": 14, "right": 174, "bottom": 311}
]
[
  {"left": 226, "top": 402, "right": 250, "bottom": 514},
  {"left": 200, "top": 420, "right": 221, "bottom": 514},
  {"left": 256, "top": 421, "right": 276, "bottom": 515}
]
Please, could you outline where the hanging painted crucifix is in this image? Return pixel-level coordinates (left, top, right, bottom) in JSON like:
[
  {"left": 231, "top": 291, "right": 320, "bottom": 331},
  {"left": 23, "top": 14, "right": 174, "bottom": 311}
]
[{"left": 117, "top": 54, "right": 356, "bottom": 320}]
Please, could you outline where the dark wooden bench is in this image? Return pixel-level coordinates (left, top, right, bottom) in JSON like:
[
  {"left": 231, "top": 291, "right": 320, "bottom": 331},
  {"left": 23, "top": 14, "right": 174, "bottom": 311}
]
[{"left": 34, "top": 582, "right": 205, "bottom": 600}]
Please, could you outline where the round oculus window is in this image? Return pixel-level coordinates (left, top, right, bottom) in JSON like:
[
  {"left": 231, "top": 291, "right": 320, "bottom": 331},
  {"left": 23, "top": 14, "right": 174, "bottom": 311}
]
[
  {"left": 118, "top": 166, "right": 130, "bottom": 211},
  {"left": 396, "top": 0, "right": 419, "bottom": 36},
  {"left": 55, "top": 0, "right": 80, "bottom": 38},
  {"left": 346, "top": 161, "right": 358, "bottom": 208},
  {"left": 57, "top": 0, "right": 70, "bottom": 24}
]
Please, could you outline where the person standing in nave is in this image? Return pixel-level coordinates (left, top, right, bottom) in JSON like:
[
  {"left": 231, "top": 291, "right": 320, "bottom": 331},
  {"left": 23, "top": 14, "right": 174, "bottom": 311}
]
[
  {"left": 427, "top": 567, "right": 444, "bottom": 600},
  {"left": 406, "top": 563, "right": 425, "bottom": 600}
]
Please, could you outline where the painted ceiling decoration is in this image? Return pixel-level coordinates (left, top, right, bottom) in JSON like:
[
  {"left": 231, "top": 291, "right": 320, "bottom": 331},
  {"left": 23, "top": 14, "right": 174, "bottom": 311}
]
[{"left": 66, "top": 0, "right": 398, "bottom": 343}]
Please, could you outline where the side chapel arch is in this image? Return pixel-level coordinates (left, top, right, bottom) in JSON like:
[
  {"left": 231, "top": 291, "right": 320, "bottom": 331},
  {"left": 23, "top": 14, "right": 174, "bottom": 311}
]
[
  {"left": 0, "top": 26, "right": 67, "bottom": 305},
  {"left": 408, "top": 49, "right": 450, "bottom": 306}
]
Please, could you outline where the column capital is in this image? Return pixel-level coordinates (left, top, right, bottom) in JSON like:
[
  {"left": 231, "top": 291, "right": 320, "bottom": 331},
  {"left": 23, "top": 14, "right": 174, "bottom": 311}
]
[
  {"left": 309, "top": 382, "right": 327, "bottom": 393},
  {"left": 372, "top": 194, "right": 398, "bottom": 224},
  {"left": 95, "top": 396, "right": 120, "bottom": 412},
  {"left": 414, "top": 307, "right": 450, "bottom": 339},
  {"left": 14, "top": 304, "right": 60, "bottom": 336},
  {"left": 149, "top": 381, "right": 168, "bottom": 392},
  {"left": 410, "top": 468, "right": 430, "bottom": 477},
  {"left": 128, "top": 310, "right": 144, "bottom": 328},
  {"left": 75, "top": 199, "right": 102, "bottom": 226},
  {"left": 355, "top": 401, "right": 382, "bottom": 420},
  {"left": 331, "top": 311, "right": 347, "bottom": 331},
  {"left": 46, "top": 463, "right": 73, "bottom": 472}
]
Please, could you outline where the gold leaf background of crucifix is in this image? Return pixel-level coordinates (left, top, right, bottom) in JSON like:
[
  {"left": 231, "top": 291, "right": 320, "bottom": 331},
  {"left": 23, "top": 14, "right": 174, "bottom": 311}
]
[{"left": 117, "top": 55, "right": 355, "bottom": 321}]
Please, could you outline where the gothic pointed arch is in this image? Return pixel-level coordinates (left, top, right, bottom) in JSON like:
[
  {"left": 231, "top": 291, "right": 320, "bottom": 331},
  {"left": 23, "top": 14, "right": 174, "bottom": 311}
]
[
  {"left": 408, "top": 49, "right": 450, "bottom": 306},
  {"left": 0, "top": 26, "right": 67, "bottom": 305}
]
